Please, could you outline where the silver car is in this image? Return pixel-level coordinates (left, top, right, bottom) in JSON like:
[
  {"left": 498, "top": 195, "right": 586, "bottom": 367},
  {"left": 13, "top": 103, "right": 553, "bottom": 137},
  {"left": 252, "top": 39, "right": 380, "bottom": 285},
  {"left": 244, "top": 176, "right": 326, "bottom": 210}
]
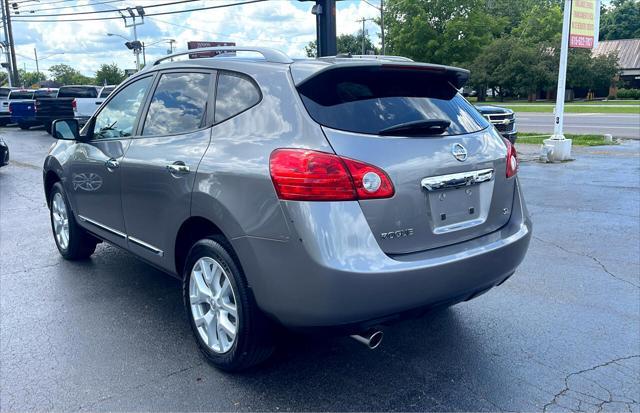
[{"left": 43, "top": 47, "right": 531, "bottom": 371}]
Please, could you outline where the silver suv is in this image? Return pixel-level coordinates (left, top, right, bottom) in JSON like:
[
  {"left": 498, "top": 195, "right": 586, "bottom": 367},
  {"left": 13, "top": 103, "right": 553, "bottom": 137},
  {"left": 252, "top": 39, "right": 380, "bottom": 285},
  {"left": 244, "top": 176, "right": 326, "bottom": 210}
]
[{"left": 43, "top": 47, "right": 531, "bottom": 371}]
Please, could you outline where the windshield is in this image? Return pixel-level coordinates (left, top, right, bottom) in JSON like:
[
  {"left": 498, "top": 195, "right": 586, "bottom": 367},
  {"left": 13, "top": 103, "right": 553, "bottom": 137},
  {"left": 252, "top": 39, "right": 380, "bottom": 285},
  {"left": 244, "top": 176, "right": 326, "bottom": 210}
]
[{"left": 297, "top": 66, "right": 489, "bottom": 136}]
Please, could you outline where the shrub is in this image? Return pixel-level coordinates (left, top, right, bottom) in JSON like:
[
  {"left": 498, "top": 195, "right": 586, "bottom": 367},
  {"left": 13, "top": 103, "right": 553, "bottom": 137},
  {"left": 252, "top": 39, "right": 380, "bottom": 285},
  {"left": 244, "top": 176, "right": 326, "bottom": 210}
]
[{"left": 617, "top": 88, "right": 640, "bottom": 99}]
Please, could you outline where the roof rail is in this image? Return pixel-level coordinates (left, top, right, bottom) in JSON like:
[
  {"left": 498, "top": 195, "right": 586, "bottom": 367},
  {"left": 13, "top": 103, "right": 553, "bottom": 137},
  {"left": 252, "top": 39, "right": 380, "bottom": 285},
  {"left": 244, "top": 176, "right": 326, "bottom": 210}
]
[
  {"left": 331, "top": 54, "right": 414, "bottom": 62},
  {"left": 152, "top": 46, "right": 293, "bottom": 66}
]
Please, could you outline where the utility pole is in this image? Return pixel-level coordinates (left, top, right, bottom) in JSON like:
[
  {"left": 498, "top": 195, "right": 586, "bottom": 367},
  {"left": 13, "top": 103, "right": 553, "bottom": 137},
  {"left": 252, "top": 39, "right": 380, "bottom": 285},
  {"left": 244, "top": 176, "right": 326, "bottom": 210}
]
[
  {"left": 0, "top": 1, "right": 11, "bottom": 86},
  {"left": 3, "top": 0, "right": 18, "bottom": 85},
  {"left": 34, "top": 47, "right": 39, "bottom": 74},
  {"left": 119, "top": 6, "right": 145, "bottom": 71},
  {"left": 380, "top": 0, "right": 385, "bottom": 55},
  {"left": 309, "top": 0, "right": 337, "bottom": 57},
  {"left": 356, "top": 17, "right": 374, "bottom": 55}
]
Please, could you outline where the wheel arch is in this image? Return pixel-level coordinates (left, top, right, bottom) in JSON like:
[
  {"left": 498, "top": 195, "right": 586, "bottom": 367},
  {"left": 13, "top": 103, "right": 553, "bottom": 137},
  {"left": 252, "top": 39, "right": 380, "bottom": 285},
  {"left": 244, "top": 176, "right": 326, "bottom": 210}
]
[
  {"left": 174, "top": 216, "right": 233, "bottom": 278},
  {"left": 43, "top": 169, "right": 61, "bottom": 206}
]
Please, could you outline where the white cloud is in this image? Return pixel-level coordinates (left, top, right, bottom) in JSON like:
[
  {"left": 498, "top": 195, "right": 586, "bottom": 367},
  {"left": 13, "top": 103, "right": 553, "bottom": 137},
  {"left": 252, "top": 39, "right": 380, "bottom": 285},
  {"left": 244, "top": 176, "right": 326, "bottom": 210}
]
[{"left": 9, "top": 0, "right": 383, "bottom": 78}]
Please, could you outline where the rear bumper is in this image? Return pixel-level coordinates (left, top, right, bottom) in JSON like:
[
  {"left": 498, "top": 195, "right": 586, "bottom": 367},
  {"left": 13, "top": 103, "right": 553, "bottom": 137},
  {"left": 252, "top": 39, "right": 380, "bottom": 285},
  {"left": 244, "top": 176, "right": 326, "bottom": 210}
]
[{"left": 233, "top": 179, "right": 532, "bottom": 328}]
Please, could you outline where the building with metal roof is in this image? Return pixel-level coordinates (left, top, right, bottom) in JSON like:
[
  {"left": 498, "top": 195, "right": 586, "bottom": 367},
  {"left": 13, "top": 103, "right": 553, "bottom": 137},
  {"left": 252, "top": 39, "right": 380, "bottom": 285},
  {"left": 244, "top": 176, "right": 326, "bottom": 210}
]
[{"left": 593, "top": 39, "right": 640, "bottom": 88}]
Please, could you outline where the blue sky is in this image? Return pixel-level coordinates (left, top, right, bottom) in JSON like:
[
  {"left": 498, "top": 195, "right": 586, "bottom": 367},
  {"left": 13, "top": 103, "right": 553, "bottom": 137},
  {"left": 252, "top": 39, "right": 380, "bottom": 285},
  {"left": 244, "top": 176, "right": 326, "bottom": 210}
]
[{"left": 10, "top": 0, "right": 382, "bottom": 76}]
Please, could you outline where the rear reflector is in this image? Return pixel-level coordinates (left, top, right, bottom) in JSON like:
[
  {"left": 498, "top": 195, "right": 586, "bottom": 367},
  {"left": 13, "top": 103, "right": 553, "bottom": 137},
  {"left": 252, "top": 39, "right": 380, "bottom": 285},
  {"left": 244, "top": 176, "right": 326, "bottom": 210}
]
[
  {"left": 504, "top": 138, "right": 518, "bottom": 178},
  {"left": 269, "top": 149, "right": 394, "bottom": 201}
]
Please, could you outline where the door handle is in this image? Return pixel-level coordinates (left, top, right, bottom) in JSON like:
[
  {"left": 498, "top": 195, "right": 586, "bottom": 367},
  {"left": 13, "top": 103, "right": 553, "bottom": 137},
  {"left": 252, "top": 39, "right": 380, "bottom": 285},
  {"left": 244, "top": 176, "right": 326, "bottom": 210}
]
[
  {"left": 166, "top": 162, "right": 190, "bottom": 175},
  {"left": 105, "top": 158, "right": 119, "bottom": 170}
]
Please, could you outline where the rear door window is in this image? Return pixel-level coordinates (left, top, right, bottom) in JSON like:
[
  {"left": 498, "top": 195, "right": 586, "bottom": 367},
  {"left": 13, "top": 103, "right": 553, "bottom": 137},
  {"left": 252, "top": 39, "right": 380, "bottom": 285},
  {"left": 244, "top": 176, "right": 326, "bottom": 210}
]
[
  {"left": 58, "top": 86, "right": 98, "bottom": 98},
  {"left": 297, "top": 66, "right": 489, "bottom": 136},
  {"left": 214, "top": 72, "right": 260, "bottom": 123},
  {"left": 142, "top": 72, "right": 211, "bottom": 136}
]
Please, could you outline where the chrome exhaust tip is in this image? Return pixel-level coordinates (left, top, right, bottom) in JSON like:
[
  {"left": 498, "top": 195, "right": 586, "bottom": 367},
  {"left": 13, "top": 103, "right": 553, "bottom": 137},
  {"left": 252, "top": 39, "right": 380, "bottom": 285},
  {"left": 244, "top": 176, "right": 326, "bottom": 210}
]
[{"left": 350, "top": 330, "right": 384, "bottom": 350}]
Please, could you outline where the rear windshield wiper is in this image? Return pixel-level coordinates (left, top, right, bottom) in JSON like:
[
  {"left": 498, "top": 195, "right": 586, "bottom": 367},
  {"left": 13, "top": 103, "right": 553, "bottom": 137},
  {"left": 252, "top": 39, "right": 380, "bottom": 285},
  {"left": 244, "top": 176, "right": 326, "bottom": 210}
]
[{"left": 378, "top": 119, "right": 451, "bottom": 136}]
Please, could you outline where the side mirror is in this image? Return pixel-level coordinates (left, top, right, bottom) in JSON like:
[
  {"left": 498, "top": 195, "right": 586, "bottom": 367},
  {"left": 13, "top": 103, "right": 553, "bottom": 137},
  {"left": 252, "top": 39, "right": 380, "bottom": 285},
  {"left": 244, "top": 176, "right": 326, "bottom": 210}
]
[{"left": 51, "top": 119, "right": 80, "bottom": 140}]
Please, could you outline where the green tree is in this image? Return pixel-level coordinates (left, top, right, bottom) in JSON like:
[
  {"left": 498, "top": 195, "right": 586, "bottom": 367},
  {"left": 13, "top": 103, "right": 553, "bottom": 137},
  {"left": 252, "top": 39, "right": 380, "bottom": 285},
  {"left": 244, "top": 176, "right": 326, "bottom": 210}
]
[
  {"left": 18, "top": 69, "right": 47, "bottom": 88},
  {"left": 47, "top": 64, "right": 95, "bottom": 85},
  {"left": 305, "top": 32, "right": 378, "bottom": 57},
  {"left": 382, "top": 0, "right": 506, "bottom": 66},
  {"left": 95, "top": 63, "right": 125, "bottom": 86},
  {"left": 599, "top": 0, "right": 640, "bottom": 40}
]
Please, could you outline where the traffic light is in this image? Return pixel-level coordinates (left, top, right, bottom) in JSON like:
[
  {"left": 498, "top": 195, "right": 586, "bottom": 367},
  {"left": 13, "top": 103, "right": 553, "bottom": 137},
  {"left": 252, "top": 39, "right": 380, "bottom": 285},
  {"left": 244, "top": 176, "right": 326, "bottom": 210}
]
[{"left": 124, "top": 41, "right": 143, "bottom": 51}]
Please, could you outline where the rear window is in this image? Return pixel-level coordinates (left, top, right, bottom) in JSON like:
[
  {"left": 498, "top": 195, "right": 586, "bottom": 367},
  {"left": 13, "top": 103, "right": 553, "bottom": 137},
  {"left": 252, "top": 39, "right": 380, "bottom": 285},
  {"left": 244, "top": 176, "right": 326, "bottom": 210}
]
[
  {"left": 58, "top": 86, "right": 98, "bottom": 98},
  {"left": 297, "top": 66, "right": 489, "bottom": 136},
  {"left": 0, "top": 89, "right": 11, "bottom": 99},
  {"left": 34, "top": 90, "right": 58, "bottom": 98},
  {"left": 9, "top": 91, "right": 34, "bottom": 99}
]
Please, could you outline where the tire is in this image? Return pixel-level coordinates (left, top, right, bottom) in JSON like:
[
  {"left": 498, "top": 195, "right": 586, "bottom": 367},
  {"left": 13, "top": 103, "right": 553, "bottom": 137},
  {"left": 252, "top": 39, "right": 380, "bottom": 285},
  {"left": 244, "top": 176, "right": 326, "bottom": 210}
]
[
  {"left": 49, "top": 182, "right": 97, "bottom": 260},
  {"left": 45, "top": 122, "right": 52, "bottom": 134},
  {"left": 18, "top": 124, "right": 30, "bottom": 130},
  {"left": 0, "top": 120, "right": 7, "bottom": 127},
  {"left": 183, "top": 236, "right": 274, "bottom": 371}
]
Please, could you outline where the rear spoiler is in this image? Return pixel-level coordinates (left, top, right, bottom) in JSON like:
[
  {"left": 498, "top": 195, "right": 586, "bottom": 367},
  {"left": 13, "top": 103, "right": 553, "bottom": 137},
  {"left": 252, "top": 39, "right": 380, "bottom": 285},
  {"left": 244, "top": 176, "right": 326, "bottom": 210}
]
[{"left": 291, "top": 61, "right": 470, "bottom": 90}]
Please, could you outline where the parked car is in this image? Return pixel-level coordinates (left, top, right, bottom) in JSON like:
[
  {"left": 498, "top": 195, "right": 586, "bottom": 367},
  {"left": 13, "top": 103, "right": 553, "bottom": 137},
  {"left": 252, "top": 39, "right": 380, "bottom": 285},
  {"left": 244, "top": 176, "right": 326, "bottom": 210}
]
[
  {"left": 95, "top": 85, "right": 116, "bottom": 106},
  {"left": 475, "top": 105, "right": 517, "bottom": 143},
  {"left": 10, "top": 88, "right": 59, "bottom": 130},
  {"left": 56, "top": 85, "right": 103, "bottom": 124},
  {"left": 0, "top": 87, "right": 15, "bottom": 126},
  {"left": 34, "top": 85, "right": 104, "bottom": 132},
  {"left": 0, "top": 89, "right": 34, "bottom": 126},
  {"left": 43, "top": 47, "right": 531, "bottom": 371},
  {"left": 0, "top": 137, "right": 8, "bottom": 167}
]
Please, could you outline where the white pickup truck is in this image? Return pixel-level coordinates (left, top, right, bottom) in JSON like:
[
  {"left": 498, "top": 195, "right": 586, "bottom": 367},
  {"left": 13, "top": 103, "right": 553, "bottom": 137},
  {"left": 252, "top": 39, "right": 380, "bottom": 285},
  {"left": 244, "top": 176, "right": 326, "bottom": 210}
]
[{"left": 56, "top": 85, "right": 104, "bottom": 124}]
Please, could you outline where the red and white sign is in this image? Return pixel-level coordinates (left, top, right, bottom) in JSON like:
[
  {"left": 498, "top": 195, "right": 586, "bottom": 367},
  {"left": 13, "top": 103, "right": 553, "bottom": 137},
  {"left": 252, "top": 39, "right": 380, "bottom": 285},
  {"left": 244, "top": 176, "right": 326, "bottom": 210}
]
[{"left": 187, "top": 41, "right": 236, "bottom": 58}]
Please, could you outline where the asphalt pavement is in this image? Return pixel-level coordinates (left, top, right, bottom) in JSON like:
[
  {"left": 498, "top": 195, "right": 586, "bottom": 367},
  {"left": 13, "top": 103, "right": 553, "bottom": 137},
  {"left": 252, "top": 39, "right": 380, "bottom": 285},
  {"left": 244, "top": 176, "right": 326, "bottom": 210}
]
[
  {"left": 515, "top": 112, "right": 640, "bottom": 139},
  {"left": 1, "top": 127, "right": 639, "bottom": 412}
]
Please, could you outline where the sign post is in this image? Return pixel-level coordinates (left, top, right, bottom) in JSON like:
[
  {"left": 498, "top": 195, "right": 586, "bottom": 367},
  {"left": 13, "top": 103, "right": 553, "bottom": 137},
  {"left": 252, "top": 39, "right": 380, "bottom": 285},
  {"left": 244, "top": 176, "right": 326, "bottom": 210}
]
[{"left": 544, "top": 0, "right": 600, "bottom": 162}]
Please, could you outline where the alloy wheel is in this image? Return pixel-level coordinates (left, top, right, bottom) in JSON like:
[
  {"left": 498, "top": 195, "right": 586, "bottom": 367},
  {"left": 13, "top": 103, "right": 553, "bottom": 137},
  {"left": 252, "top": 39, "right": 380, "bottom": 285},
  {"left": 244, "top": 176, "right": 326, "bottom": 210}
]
[
  {"left": 52, "top": 192, "right": 69, "bottom": 250},
  {"left": 189, "top": 257, "right": 239, "bottom": 353}
]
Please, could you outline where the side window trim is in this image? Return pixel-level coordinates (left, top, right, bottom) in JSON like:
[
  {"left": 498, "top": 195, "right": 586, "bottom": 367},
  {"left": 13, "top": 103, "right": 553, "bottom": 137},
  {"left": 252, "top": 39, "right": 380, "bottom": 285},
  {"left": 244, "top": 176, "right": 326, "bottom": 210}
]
[
  {"left": 136, "top": 68, "right": 216, "bottom": 139},
  {"left": 213, "top": 70, "right": 263, "bottom": 125},
  {"left": 87, "top": 73, "right": 157, "bottom": 141}
]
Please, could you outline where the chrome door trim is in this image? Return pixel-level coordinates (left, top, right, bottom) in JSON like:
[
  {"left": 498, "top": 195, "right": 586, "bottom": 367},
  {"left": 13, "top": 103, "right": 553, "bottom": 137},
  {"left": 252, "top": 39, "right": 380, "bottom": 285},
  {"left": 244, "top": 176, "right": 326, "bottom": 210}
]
[
  {"left": 128, "top": 235, "right": 164, "bottom": 257},
  {"left": 77, "top": 215, "right": 164, "bottom": 257},
  {"left": 421, "top": 168, "right": 494, "bottom": 192},
  {"left": 78, "top": 214, "right": 126, "bottom": 238}
]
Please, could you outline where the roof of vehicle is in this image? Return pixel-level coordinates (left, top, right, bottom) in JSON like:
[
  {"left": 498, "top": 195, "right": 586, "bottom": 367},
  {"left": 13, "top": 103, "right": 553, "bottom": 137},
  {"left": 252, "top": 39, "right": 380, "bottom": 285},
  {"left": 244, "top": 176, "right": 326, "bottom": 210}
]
[
  {"left": 140, "top": 46, "right": 470, "bottom": 89},
  {"left": 59, "top": 85, "right": 101, "bottom": 89}
]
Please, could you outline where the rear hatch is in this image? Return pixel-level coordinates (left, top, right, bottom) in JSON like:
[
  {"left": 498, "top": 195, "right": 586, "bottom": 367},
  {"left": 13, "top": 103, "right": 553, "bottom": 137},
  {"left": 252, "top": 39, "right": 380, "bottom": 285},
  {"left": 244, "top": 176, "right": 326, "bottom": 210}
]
[{"left": 293, "top": 61, "right": 516, "bottom": 255}]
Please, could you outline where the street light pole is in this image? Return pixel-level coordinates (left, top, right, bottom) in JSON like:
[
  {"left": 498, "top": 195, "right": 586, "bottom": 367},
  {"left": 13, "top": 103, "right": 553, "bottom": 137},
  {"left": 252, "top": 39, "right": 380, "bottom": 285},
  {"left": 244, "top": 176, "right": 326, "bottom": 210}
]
[{"left": 34, "top": 47, "right": 39, "bottom": 74}]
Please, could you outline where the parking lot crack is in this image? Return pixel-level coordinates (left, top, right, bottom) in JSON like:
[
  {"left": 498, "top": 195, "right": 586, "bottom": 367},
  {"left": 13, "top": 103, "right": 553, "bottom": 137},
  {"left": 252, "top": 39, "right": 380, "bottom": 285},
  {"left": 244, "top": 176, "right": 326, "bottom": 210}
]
[
  {"left": 533, "top": 236, "right": 640, "bottom": 289},
  {"left": 542, "top": 355, "right": 640, "bottom": 413}
]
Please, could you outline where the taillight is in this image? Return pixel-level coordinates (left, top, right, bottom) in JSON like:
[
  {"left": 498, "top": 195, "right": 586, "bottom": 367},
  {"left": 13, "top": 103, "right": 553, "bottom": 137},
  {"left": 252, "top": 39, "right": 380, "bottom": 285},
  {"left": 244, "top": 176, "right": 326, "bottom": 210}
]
[
  {"left": 72, "top": 99, "right": 77, "bottom": 111},
  {"left": 269, "top": 149, "right": 394, "bottom": 201},
  {"left": 504, "top": 138, "right": 518, "bottom": 178},
  {"left": 8, "top": 105, "right": 12, "bottom": 114}
]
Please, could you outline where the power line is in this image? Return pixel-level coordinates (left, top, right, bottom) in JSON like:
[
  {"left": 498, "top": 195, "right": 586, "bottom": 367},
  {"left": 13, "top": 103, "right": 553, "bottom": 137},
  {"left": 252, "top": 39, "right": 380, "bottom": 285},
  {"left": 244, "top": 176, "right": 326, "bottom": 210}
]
[
  {"left": 11, "top": 0, "right": 266, "bottom": 22},
  {"left": 18, "top": 0, "right": 128, "bottom": 14},
  {"left": 12, "top": 0, "right": 202, "bottom": 17}
]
